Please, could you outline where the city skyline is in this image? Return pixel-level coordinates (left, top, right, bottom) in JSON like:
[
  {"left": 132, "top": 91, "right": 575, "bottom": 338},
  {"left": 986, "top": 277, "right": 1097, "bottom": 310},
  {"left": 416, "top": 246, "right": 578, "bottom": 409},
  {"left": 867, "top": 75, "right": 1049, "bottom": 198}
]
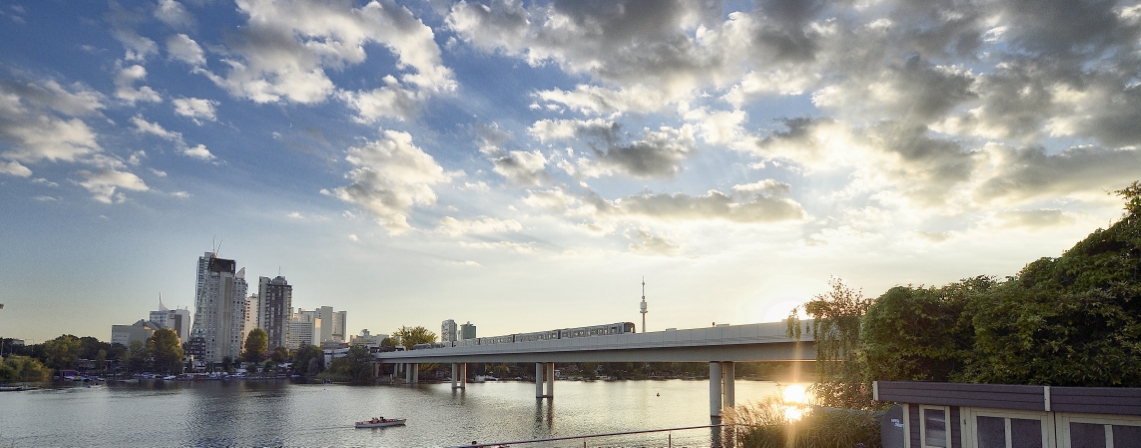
[{"left": 3, "top": 1, "right": 1140, "bottom": 342}]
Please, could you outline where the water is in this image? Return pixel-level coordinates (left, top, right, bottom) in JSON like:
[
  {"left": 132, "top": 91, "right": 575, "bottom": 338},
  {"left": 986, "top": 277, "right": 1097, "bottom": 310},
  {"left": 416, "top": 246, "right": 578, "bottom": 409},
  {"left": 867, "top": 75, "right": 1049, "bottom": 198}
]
[{"left": 0, "top": 379, "right": 796, "bottom": 447}]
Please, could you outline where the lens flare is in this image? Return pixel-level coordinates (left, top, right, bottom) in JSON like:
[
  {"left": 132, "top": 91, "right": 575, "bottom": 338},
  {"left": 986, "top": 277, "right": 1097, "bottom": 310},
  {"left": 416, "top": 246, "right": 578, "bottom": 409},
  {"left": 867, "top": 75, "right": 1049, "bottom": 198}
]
[{"left": 782, "top": 384, "right": 809, "bottom": 404}]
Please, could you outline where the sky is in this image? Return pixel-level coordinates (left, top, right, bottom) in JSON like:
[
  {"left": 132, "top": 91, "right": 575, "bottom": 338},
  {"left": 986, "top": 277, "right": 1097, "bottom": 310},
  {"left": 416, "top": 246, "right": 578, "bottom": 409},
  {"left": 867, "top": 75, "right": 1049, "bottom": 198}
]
[{"left": 2, "top": 0, "right": 1140, "bottom": 344}]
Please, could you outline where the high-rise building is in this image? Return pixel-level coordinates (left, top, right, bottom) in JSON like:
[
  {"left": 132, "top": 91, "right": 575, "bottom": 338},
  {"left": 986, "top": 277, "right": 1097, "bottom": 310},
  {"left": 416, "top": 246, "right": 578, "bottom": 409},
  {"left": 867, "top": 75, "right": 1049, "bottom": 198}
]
[
  {"left": 243, "top": 293, "right": 259, "bottom": 339},
  {"left": 189, "top": 252, "right": 249, "bottom": 365},
  {"left": 111, "top": 319, "right": 163, "bottom": 347},
  {"left": 149, "top": 297, "right": 192, "bottom": 342},
  {"left": 303, "top": 306, "right": 348, "bottom": 343},
  {"left": 459, "top": 321, "right": 477, "bottom": 340},
  {"left": 287, "top": 309, "right": 321, "bottom": 350},
  {"left": 350, "top": 329, "right": 388, "bottom": 348},
  {"left": 331, "top": 310, "right": 347, "bottom": 342},
  {"left": 441, "top": 319, "right": 457, "bottom": 344},
  {"left": 257, "top": 276, "right": 292, "bottom": 351}
]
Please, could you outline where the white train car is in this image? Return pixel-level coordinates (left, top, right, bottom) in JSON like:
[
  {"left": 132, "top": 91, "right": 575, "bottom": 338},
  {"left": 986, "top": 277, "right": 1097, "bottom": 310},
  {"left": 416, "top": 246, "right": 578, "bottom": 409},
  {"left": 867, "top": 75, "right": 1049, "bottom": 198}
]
[
  {"left": 559, "top": 322, "right": 635, "bottom": 338},
  {"left": 514, "top": 329, "right": 560, "bottom": 342}
]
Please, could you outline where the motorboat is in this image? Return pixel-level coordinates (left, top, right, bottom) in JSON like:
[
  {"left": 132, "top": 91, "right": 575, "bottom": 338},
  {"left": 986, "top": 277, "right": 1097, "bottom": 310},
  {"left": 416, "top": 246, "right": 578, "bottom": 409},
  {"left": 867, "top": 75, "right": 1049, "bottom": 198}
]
[{"left": 355, "top": 418, "right": 406, "bottom": 428}]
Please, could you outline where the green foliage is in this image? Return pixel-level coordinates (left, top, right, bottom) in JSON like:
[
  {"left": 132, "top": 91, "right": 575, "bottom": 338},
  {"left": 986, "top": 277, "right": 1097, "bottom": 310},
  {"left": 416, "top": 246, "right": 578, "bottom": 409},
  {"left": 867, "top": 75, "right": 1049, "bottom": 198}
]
[
  {"left": 379, "top": 337, "right": 397, "bottom": 347},
  {"left": 243, "top": 328, "right": 268, "bottom": 363},
  {"left": 789, "top": 278, "right": 875, "bottom": 410},
  {"left": 270, "top": 346, "right": 289, "bottom": 363},
  {"left": 291, "top": 345, "right": 325, "bottom": 376},
  {"left": 123, "top": 340, "right": 151, "bottom": 373},
  {"left": 41, "top": 335, "right": 83, "bottom": 371},
  {"left": 151, "top": 329, "right": 184, "bottom": 374},
  {"left": 327, "top": 345, "right": 375, "bottom": 383},
  {"left": 390, "top": 326, "right": 437, "bottom": 349},
  {"left": 0, "top": 355, "right": 51, "bottom": 382}
]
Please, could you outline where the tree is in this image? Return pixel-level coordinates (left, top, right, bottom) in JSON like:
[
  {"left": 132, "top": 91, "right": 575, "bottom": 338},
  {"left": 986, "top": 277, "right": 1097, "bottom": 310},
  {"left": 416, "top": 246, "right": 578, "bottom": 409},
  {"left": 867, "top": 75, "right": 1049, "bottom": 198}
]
[
  {"left": 380, "top": 337, "right": 397, "bottom": 347},
  {"left": 243, "top": 328, "right": 268, "bottom": 363},
  {"left": 788, "top": 278, "right": 875, "bottom": 410},
  {"left": 327, "top": 345, "right": 375, "bottom": 383},
  {"left": 41, "top": 335, "right": 83, "bottom": 372},
  {"left": 123, "top": 340, "right": 151, "bottom": 373},
  {"left": 151, "top": 329, "right": 184, "bottom": 374},
  {"left": 221, "top": 356, "right": 233, "bottom": 372},
  {"left": 0, "top": 355, "right": 51, "bottom": 382},
  {"left": 390, "top": 326, "right": 437, "bottom": 349},
  {"left": 292, "top": 345, "right": 325, "bottom": 376},
  {"left": 270, "top": 346, "right": 289, "bottom": 364}
]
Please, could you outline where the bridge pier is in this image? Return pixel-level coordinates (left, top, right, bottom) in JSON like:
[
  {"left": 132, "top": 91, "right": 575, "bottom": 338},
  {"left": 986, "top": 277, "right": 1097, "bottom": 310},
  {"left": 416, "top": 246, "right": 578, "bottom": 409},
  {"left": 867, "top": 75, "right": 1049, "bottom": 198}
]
[
  {"left": 535, "top": 362, "right": 554, "bottom": 398},
  {"left": 404, "top": 363, "right": 418, "bottom": 384},
  {"left": 709, "top": 361, "right": 735, "bottom": 416},
  {"left": 451, "top": 363, "right": 467, "bottom": 389}
]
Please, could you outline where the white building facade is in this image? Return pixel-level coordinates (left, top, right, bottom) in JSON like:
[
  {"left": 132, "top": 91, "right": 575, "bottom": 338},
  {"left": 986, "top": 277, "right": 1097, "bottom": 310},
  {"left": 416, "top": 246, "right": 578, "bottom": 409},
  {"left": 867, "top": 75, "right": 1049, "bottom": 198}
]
[
  {"left": 189, "top": 252, "right": 249, "bottom": 364},
  {"left": 441, "top": 319, "right": 457, "bottom": 344}
]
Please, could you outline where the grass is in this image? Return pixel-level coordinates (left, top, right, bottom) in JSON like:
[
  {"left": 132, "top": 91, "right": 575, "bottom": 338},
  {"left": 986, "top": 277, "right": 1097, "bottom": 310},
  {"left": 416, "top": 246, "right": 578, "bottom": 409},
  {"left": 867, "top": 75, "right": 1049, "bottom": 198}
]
[{"left": 722, "top": 399, "right": 882, "bottom": 448}]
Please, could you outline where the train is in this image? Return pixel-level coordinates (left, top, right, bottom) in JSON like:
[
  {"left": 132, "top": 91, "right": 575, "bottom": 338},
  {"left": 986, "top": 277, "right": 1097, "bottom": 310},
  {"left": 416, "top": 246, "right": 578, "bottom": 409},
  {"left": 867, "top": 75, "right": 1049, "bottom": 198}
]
[{"left": 411, "top": 322, "right": 636, "bottom": 350}]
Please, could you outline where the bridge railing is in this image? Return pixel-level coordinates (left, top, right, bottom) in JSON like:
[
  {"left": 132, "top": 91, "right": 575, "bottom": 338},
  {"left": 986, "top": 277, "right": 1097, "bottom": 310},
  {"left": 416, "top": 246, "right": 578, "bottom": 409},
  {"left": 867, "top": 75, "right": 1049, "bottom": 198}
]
[{"left": 453, "top": 423, "right": 739, "bottom": 448}]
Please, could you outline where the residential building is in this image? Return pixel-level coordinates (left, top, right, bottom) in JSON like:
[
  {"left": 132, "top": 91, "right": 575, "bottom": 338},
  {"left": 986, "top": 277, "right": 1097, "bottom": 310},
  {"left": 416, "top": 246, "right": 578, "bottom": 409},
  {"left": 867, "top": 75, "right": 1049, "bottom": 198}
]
[
  {"left": 149, "top": 298, "right": 192, "bottom": 342},
  {"left": 350, "top": 329, "right": 388, "bottom": 348},
  {"left": 188, "top": 252, "right": 249, "bottom": 364},
  {"left": 257, "top": 276, "right": 292, "bottom": 351},
  {"left": 243, "top": 293, "right": 259, "bottom": 339},
  {"left": 459, "top": 321, "right": 477, "bottom": 340},
  {"left": 287, "top": 309, "right": 321, "bottom": 350},
  {"left": 441, "top": 319, "right": 457, "bottom": 344},
  {"left": 111, "top": 319, "right": 163, "bottom": 347}
]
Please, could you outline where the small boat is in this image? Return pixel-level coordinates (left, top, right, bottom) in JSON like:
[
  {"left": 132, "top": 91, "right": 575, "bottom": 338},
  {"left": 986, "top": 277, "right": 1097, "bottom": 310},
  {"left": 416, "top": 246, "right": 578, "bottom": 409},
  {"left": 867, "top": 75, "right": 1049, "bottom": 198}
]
[{"left": 355, "top": 418, "right": 406, "bottom": 428}]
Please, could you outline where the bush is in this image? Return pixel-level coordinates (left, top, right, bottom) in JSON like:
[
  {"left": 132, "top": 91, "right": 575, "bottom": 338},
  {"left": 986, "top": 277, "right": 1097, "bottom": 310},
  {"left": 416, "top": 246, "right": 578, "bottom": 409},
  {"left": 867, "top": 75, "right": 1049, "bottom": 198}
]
[{"left": 725, "top": 400, "right": 882, "bottom": 448}]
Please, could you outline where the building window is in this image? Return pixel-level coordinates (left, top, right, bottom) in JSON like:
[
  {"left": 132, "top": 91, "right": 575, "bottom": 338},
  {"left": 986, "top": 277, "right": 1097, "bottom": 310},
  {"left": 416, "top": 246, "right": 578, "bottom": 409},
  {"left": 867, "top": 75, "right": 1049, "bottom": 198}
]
[
  {"left": 1057, "top": 413, "right": 1141, "bottom": 448},
  {"left": 922, "top": 405, "right": 951, "bottom": 448},
  {"left": 965, "top": 408, "right": 1052, "bottom": 448}
]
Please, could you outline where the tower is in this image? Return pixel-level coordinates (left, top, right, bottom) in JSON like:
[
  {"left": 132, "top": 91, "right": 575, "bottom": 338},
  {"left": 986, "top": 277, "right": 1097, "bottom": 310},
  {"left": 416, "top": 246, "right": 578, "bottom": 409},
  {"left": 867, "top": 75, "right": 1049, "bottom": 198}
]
[
  {"left": 640, "top": 277, "right": 648, "bottom": 333},
  {"left": 189, "top": 251, "right": 248, "bottom": 365},
  {"left": 258, "top": 276, "right": 292, "bottom": 352}
]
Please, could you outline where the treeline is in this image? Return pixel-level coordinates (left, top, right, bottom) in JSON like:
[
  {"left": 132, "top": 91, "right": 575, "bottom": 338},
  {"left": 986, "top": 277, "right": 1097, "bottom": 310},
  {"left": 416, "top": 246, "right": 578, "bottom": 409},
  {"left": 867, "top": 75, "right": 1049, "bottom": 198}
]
[{"left": 794, "top": 181, "right": 1141, "bottom": 409}]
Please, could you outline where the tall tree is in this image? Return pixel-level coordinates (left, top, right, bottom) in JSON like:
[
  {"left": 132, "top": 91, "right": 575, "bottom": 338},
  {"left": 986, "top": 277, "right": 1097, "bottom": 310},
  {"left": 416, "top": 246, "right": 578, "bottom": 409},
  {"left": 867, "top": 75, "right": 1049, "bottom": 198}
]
[
  {"left": 328, "top": 345, "right": 375, "bottom": 383},
  {"left": 41, "top": 334, "right": 83, "bottom": 372},
  {"left": 270, "top": 346, "right": 289, "bottom": 363},
  {"left": 292, "top": 345, "right": 325, "bottom": 376},
  {"left": 789, "top": 278, "right": 875, "bottom": 410},
  {"left": 151, "top": 329, "right": 184, "bottom": 374},
  {"left": 390, "top": 326, "right": 437, "bottom": 349},
  {"left": 243, "top": 328, "right": 268, "bottom": 363},
  {"left": 123, "top": 340, "right": 151, "bottom": 373}
]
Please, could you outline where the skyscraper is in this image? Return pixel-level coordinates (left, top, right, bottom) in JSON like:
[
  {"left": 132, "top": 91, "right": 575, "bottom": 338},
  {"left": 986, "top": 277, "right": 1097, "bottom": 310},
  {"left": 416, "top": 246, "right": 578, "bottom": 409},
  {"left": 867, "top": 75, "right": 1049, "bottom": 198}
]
[
  {"left": 441, "top": 319, "right": 457, "bottom": 344},
  {"left": 257, "top": 276, "right": 292, "bottom": 352},
  {"left": 189, "top": 252, "right": 249, "bottom": 365},
  {"left": 150, "top": 297, "right": 192, "bottom": 342}
]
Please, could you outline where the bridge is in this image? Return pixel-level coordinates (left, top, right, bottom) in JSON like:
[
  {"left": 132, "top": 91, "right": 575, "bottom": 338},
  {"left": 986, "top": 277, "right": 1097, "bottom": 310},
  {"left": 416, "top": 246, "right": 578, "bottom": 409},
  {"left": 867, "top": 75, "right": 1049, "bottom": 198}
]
[{"left": 373, "top": 321, "right": 815, "bottom": 416}]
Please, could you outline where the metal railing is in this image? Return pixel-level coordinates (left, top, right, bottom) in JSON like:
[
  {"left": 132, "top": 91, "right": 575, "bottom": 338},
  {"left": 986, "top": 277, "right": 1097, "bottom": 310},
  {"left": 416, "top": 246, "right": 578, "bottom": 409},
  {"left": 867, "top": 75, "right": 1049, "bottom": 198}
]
[{"left": 452, "top": 424, "right": 735, "bottom": 448}]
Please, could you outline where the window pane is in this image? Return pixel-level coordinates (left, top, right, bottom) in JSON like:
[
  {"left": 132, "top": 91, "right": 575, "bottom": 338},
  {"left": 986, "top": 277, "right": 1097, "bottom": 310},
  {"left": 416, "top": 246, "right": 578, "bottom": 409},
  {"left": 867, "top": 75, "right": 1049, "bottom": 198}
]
[
  {"left": 977, "top": 416, "right": 1006, "bottom": 448},
  {"left": 1113, "top": 424, "right": 1141, "bottom": 448},
  {"left": 924, "top": 408, "right": 948, "bottom": 447},
  {"left": 1069, "top": 422, "right": 1106, "bottom": 448},
  {"left": 1010, "top": 418, "right": 1042, "bottom": 448}
]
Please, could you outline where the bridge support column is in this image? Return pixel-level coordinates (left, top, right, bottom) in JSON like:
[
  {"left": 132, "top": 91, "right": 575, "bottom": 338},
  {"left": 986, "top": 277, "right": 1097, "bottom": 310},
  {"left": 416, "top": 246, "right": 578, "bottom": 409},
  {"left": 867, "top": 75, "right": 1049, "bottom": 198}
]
[
  {"left": 709, "top": 362, "right": 723, "bottom": 417},
  {"left": 545, "top": 362, "right": 555, "bottom": 397},
  {"left": 412, "top": 364, "right": 419, "bottom": 384},
  {"left": 451, "top": 363, "right": 457, "bottom": 389},
  {"left": 722, "top": 361, "right": 735, "bottom": 409},
  {"left": 459, "top": 363, "right": 467, "bottom": 388},
  {"left": 535, "top": 363, "right": 545, "bottom": 398}
]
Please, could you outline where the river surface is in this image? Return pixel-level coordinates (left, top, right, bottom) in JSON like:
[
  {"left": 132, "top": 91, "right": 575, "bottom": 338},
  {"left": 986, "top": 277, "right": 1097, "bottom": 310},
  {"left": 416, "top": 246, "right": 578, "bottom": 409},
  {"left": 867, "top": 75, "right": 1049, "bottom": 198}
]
[{"left": 0, "top": 378, "right": 799, "bottom": 447}]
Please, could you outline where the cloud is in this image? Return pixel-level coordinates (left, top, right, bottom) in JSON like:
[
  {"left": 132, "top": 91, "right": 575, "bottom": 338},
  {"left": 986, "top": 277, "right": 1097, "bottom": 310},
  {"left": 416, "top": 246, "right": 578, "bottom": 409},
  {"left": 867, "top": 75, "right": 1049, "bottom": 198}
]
[
  {"left": 976, "top": 145, "right": 1141, "bottom": 204},
  {"left": 530, "top": 119, "right": 695, "bottom": 180},
  {"left": 525, "top": 186, "right": 806, "bottom": 225},
  {"left": 0, "top": 160, "right": 31, "bottom": 177},
  {"left": 437, "top": 216, "right": 523, "bottom": 236},
  {"left": 108, "top": 2, "right": 159, "bottom": 61},
  {"left": 996, "top": 209, "right": 1076, "bottom": 229},
  {"left": 155, "top": 0, "right": 196, "bottom": 30},
  {"left": 626, "top": 228, "right": 679, "bottom": 255},
  {"left": 0, "top": 80, "right": 104, "bottom": 163},
  {"left": 114, "top": 65, "right": 162, "bottom": 104},
  {"left": 324, "top": 130, "right": 452, "bottom": 233},
  {"left": 172, "top": 97, "right": 218, "bottom": 123},
  {"left": 166, "top": 34, "right": 206, "bottom": 66},
  {"left": 131, "top": 115, "right": 214, "bottom": 160},
  {"left": 476, "top": 124, "right": 548, "bottom": 186},
  {"left": 205, "top": 0, "right": 454, "bottom": 104},
  {"left": 337, "top": 77, "right": 422, "bottom": 122},
  {"left": 78, "top": 169, "right": 148, "bottom": 203}
]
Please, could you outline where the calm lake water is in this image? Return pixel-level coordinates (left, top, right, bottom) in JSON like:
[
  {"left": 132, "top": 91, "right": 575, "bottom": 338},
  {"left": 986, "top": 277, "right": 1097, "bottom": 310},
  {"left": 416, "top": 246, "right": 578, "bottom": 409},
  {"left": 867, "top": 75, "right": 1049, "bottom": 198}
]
[{"left": 0, "top": 378, "right": 798, "bottom": 447}]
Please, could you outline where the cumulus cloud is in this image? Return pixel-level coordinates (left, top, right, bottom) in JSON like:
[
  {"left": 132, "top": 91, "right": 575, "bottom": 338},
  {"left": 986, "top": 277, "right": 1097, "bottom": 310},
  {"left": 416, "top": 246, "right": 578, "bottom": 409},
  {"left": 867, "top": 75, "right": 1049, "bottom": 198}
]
[
  {"left": 626, "top": 228, "right": 679, "bottom": 256},
  {"left": 204, "top": 0, "right": 454, "bottom": 104},
  {"left": 108, "top": 2, "right": 158, "bottom": 61},
  {"left": 337, "top": 76, "right": 422, "bottom": 122},
  {"left": 324, "top": 130, "right": 452, "bottom": 233},
  {"left": 78, "top": 169, "right": 149, "bottom": 203},
  {"left": 114, "top": 65, "right": 162, "bottom": 104},
  {"left": 172, "top": 97, "right": 218, "bottom": 123},
  {"left": 131, "top": 115, "right": 215, "bottom": 160},
  {"left": 166, "top": 34, "right": 206, "bottom": 66},
  {"left": 477, "top": 124, "right": 549, "bottom": 186},
  {"left": 976, "top": 145, "right": 1141, "bottom": 204},
  {"left": 155, "top": 0, "right": 196, "bottom": 30},
  {"left": 0, "top": 79, "right": 104, "bottom": 164},
  {"left": 0, "top": 160, "right": 32, "bottom": 177},
  {"left": 530, "top": 119, "right": 695, "bottom": 179},
  {"left": 524, "top": 185, "right": 806, "bottom": 225}
]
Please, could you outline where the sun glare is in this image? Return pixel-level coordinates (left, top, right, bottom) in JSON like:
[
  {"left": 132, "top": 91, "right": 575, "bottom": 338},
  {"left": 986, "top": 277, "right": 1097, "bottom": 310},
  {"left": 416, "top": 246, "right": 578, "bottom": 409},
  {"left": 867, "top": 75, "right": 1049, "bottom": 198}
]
[{"left": 782, "top": 384, "right": 809, "bottom": 404}]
